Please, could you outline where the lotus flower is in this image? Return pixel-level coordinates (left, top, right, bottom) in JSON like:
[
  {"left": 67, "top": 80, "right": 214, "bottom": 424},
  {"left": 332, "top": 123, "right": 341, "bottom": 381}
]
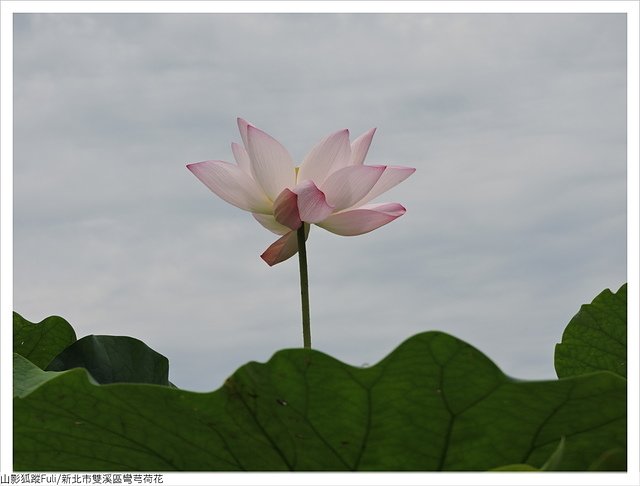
[{"left": 187, "top": 118, "right": 415, "bottom": 266}]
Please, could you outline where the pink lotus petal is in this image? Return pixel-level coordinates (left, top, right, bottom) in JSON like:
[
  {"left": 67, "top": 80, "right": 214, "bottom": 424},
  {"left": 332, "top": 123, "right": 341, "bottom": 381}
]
[
  {"left": 252, "top": 213, "right": 291, "bottom": 235},
  {"left": 273, "top": 188, "right": 302, "bottom": 230},
  {"left": 293, "top": 180, "right": 334, "bottom": 223},
  {"left": 297, "top": 129, "right": 351, "bottom": 186},
  {"left": 237, "top": 117, "right": 250, "bottom": 149},
  {"left": 231, "top": 142, "right": 251, "bottom": 175},
  {"left": 321, "top": 165, "right": 385, "bottom": 212},
  {"left": 260, "top": 225, "right": 310, "bottom": 266},
  {"left": 317, "top": 202, "right": 406, "bottom": 236},
  {"left": 353, "top": 165, "right": 416, "bottom": 207},
  {"left": 247, "top": 125, "right": 296, "bottom": 201},
  {"left": 349, "top": 128, "right": 376, "bottom": 165},
  {"left": 187, "top": 160, "right": 271, "bottom": 214}
]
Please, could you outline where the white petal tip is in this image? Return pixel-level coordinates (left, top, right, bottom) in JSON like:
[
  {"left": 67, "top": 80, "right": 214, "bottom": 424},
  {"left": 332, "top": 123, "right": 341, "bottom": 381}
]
[{"left": 186, "top": 161, "right": 206, "bottom": 171}]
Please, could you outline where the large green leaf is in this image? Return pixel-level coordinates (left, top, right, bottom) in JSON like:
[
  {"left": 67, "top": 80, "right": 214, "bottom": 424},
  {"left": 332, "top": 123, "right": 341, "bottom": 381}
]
[
  {"left": 13, "top": 312, "right": 76, "bottom": 369},
  {"left": 14, "top": 331, "right": 625, "bottom": 471},
  {"left": 46, "top": 335, "right": 171, "bottom": 386},
  {"left": 587, "top": 447, "right": 627, "bottom": 471},
  {"left": 490, "top": 437, "right": 565, "bottom": 471},
  {"left": 13, "top": 353, "right": 82, "bottom": 398},
  {"left": 555, "top": 284, "right": 626, "bottom": 378}
]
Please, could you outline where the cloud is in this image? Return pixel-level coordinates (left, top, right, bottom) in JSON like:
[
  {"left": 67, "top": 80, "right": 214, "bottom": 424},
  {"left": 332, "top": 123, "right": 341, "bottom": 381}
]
[{"left": 13, "top": 13, "right": 626, "bottom": 390}]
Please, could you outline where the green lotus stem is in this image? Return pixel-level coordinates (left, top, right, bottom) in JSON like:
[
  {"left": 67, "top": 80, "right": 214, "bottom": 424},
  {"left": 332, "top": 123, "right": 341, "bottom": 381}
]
[{"left": 297, "top": 225, "right": 311, "bottom": 348}]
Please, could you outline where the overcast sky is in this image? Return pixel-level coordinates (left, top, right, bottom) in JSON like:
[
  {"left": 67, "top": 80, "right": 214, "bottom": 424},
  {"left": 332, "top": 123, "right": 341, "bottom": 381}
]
[{"left": 13, "top": 13, "right": 626, "bottom": 391}]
